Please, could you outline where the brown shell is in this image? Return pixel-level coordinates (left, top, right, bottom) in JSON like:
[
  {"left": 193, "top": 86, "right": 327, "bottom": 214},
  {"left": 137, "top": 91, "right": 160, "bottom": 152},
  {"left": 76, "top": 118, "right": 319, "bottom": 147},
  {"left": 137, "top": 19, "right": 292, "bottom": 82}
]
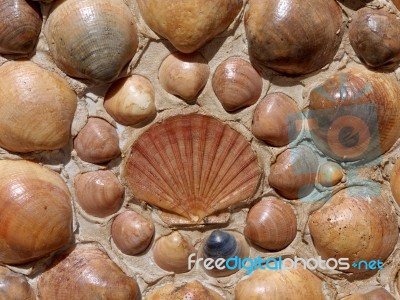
[
  {"left": 309, "top": 187, "right": 398, "bottom": 272},
  {"left": 212, "top": 57, "right": 262, "bottom": 112},
  {"left": 390, "top": 159, "right": 400, "bottom": 206},
  {"left": 0, "top": 60, "right": 77, "bottom": 153},
  {"left": 0, "top": 266, "right": 35, "bottom": 300},
  {"left": 0, "top": 0, "right": 42, "bottom": 55},
  {"left": 74, "top": 117, "right": 121, "bottom": 164},
  {"left": 74, "top": 170, "right": 124, "bottom": 217},
  {"left": 45, "top": 0, "right": 138, "bottom": 83},
  {"left": 308, "top": 67, "right": 400, "bottom": 162},
  {"left": 349, "top": 8, "right": 400, "bottom": 69},
  {"left": 394, "top": 0, "right": 400, "bottom": 10},
  {"left": 38, "top": 244, "right": 140, "bottom": 300},
  {"left": 343, "top": 288, "right": 395, "bottom": 300},
  {"left": 136, "top": 0, "right": 242, "bottom": 53},
  {"left": 244, "top": 197, "right": 297, "bottom": 251},
  {"left": 0, "top": 160, "right": 72, "bottom": 265},
  {"left": 244, "top": 0, "right": 343, "bottom": 75},
  {"left": 317, "top": 161, "right": 343, "bottom": 187},
  {"left": 124, "top": 114, "right": 261, "bottom": 224},
  {"left": 252, "top": 92, "right": 302, "bottom": 147}
]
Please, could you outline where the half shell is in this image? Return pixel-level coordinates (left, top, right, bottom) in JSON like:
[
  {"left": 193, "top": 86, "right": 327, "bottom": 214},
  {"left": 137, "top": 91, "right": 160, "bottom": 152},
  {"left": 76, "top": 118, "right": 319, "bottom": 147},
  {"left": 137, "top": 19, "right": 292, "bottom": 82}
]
[
  {"left": 146, "top": 281, "right": 223, "bottom": 300},
  {"left": 0, "top": 266, "right": 35, "bottom": 300}
]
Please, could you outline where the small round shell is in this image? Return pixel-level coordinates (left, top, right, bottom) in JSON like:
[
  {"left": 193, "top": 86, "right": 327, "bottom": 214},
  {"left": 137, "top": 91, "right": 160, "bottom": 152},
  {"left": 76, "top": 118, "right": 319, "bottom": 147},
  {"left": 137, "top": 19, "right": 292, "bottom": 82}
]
[
  {"left": 317, "top": 162, "right": 343, "bottom": 187},
  {"left": 0, "top": 266, "right": 35, "bottom": 300}
]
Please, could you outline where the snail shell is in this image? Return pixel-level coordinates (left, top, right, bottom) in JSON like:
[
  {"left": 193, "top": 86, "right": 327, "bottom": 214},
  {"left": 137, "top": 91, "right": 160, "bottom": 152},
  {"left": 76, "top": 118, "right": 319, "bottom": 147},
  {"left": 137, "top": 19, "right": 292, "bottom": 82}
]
[
  {"left": 252, "top": 92, "right": 302, "bottom": 147},
  {"left": 0, "top": 266, "right": 35, "bottom": 300},
  {"left": 244, "top": 0, "right": 343, "bottom": 75},
  {"left": 244, "top": 197, "right": 297, "bottom": 251},
  {"left": 212, "top": 57, "right": 262, "bottom": 112},
  {"left": 309, "top": 187, "right": 398, "bottom": 272},
  {"left": 268, "top": 145, "right": 318, "bottom": 199},
  {"left": 0, "top": 60, "right": 77, "bottom": 153},
  {"left": 104, "top": 75, "right": 156, "bottom": 126},
  {"left": 0, "top": 0, "right": 42, "bottom": 55},
  {"left": 343, "top": 288, "right": 395, "bottom": 300},
  {"left": 146, "top": 281, "right": 224, "bottom": 300},
  {"left": 112, "top": 211, "right": 155, "bottom": 255},
  {"left": 349, "top": 8, "right": 400, "bottom": 69},
  {"left": 38, "top": 244, "right": 140, "bottom": 300},
  {"left": 74, "top": 170, "right": 124, "bottom": 218},
  {"left": 153, "top": 232, "right": 196, "bottom": 273},
  {"left": 45, "top": 0, "right": 138, "bottom": 83},
  {"left": 136, "top": 0, "right": 242, "bottom": 53},
  {"left": 158, "top": 52, "right": 210, "bottom": 103},
  {"left": 317, "top": 162, "right": 343, "bottom": 187},
  {"left": 308, "top": 67, "right": 400, "bottom": 162},
  {"left": 390, "top": 159, "right": 400, "bottom": 206},
  {"left": 74, "top": 117, "right": 121, "bottom": 164},
  {"left": 0, "top": 160, "right": 73, "bottom": 265}
]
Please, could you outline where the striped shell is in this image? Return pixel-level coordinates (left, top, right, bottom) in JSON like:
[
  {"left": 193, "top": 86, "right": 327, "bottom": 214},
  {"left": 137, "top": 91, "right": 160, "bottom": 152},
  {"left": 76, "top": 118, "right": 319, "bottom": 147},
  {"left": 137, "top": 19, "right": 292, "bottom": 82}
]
[{"left": 124, "top": 114, "right": 261, "bottom": 224}]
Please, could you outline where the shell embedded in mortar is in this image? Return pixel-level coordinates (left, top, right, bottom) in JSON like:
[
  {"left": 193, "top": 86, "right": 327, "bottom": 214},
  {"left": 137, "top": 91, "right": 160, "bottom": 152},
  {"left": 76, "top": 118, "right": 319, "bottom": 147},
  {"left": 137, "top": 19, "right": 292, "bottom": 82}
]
[
  {"left": 0, "top": 266, "right": 35, "bottom": 300},
  {"left": 317, "top": 161, "right": 343, "bottom": 187},
  {"left": 342, "top": 288, "right": 395, "bottom": 300}
]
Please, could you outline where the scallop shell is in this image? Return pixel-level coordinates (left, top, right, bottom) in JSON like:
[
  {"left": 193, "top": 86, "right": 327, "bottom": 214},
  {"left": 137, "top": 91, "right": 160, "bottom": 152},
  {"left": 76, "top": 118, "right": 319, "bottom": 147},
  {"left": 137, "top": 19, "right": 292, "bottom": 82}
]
[
  {"left": 307, "top": 67, "right": 400, "bottom": 162},
  {"left": 38, "top": 244, "right": 140, "bottom": 300},
  {"left": 0, "top": 0, "right": 42, "bottom": 55},
  {"left": 123, "top": 114, "right": 261, "bottom": 224},
  {"left": 0, "top": 266, "right": 35, "bottom": 300},
  {"left": 268, "top": 145, "right": 318, "bottom": 200},
  {"left": 45, "top": 0, "right": 138, "bottom": 83}
]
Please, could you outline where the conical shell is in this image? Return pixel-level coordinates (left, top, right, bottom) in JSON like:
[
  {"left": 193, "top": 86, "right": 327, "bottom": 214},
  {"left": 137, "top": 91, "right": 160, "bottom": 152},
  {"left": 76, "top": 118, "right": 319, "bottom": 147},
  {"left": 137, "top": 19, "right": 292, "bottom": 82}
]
[
  {"left": 308, "top": 67, "right": 400, "bottom": 162},
  {"left": 0, "top": 266, "right": 35, "bottom": 300},
  {"left": 45, "top": 0, "right": 138, "bottom": 83},
  {"left": 0, "top": 160, "right": 73, "bottom": 264},
  {"left": 124, "top": 114, "right": 261, "bottom": 224},
  {"left": 38, "top": 244, "right": 140, "bottom": 300},
  {"left": 0, "top": 60, "right": 77, "bottom": 153}
]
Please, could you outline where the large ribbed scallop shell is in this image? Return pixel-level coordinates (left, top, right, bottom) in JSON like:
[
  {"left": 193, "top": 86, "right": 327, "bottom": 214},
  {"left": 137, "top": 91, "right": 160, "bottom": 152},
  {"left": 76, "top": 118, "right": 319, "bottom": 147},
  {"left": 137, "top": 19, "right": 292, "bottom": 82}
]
[{"left": 124, "top": 114, "right": 261, "bottom": 224}]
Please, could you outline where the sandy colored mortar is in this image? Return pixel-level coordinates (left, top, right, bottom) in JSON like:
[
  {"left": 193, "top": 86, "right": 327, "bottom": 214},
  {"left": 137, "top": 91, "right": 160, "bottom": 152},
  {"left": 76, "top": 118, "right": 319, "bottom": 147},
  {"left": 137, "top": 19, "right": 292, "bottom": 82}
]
[{"left": 2, "top": 0, "right": 400, "bottom": 299}]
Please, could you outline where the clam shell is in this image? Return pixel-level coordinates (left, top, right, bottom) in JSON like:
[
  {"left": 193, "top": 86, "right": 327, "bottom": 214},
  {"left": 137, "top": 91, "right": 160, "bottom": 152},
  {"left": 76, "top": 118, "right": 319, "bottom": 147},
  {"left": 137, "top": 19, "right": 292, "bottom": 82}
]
[
  {"left": 0, "top": 160, "right": 72, "bottom": 265},
  {"left": 244, "top": 197, "right": 297, "bottom": 251},
  {"left": 0, "top": 266, "right": 35, "bottom": 300},
  {"left": 317, "top": 161, "right": 343, "bottom": 187},
  {"left": 124, "top": 114, "right": 261, "bottom": 224},
  {"left": 268, "top": 145, "right": 318, "bottom": 199},
  {"left": 309, "top": 187, "right": 398, "bottom": 273},
  {"left": 136, "top": 0, "right": 242, "bottom": 53},
  {"left": 343, "top": 288, "right": 395, "bottom": 300},
  {"left": 0, "top": 60, "right": 77, "bottom": 153},
  {"left": 38, "top": 244, "right": 140, "bottom": 300},
  {"left": 212, "top": 57, "right": 262, "bottom": 112},
  {"left": 307, "top": 67, "right": 400, "bottom": 162},
  {"left": 45, "top": 0, "right": 138, "bottom": 83},
  {"left": 244, "top": 0, "right": 343, "bottom": 75},
  {"left": 0, "top": 0, "right": 42, "bottom": 55}
]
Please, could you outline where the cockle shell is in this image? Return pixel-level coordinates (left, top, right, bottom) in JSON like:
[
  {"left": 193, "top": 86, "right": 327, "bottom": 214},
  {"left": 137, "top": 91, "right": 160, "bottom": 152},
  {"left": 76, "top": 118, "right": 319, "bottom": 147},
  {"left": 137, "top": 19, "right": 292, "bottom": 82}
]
[
  {"left": 317, "top": 161, "right": 343, "bottom": 187},
  {"left": 309, "top": 187, "right": 398, "bottom": 272},
  {"left": 0, "top": 266, "right": 35, "bottom": 300},
  {"left": 45, "top": 0, "right": 138, "bottom": 83},
  {"left": 38, "top": 244, "right": 140, "bottom": 300},
  {"left": 212, "top": 57, "right": 262, "bottom": 112},
  {"left": 124, "top": 114, "right": 261, "bottom": 224},
  {"left": 390, "top": 159, "right": 400, "bottom": 206},
  {"left": 0, "top": 60, "right": 76, "bottom": 153},
  {"left": 158, "top": 52, "right": 210, "bottom": 102},
  {"left": 244, "top": 197, "right": 297, "bottom": 251},
  {"left": 268, "top": 145, "right": 318, "bottom": 199},
  {"left": 0, "top": 160, "right": 72, "bottom": 265},
  {"left": 136, "top": 0, "right": 243, "bottom": 53},
  {"left": 0, "top": 0, "right": 42, "bottom": 55},
  {"left": 307, "top": 67, "right": 400, "bottom": 162},
  {"left": 74, "top": 170, "right": 124, "bottom": 217},
  {"left": 343, "top": 288, "right": 395, "bottom": 300}
]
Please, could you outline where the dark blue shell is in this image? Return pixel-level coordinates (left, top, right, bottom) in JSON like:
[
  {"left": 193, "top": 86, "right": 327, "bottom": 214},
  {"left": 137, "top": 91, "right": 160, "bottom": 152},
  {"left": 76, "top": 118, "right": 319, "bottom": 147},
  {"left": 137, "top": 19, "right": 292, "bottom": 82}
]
[{"left": 203, "top": 230, "right": 238, "bottom": 259}]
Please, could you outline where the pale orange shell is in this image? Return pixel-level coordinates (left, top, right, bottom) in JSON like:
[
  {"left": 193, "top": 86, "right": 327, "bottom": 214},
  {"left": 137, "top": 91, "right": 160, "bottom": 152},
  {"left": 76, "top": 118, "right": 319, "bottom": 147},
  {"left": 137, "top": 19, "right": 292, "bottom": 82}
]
[
  {"left": 0, "top": 266, "right": 35, "bottom": 300},
  {"left": 124, "top": 114, "right": 261, "bottom": 224}
]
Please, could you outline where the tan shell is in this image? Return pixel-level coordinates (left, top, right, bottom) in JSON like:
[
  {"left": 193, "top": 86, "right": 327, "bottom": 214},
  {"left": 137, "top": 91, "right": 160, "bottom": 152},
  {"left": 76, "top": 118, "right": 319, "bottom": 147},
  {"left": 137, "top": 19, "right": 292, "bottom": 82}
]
[
  {"left": 245, "top": 0, "right": 343, "bottom": 75},
  {"left": 0, "top": 0, "right": 42, "bottom": 55},
  {"left": 124, "top": 114, "right": 261, "bottom": 224},
  {"left": 159, "top": 52, "right": 210, "bottom": 102},
  {"left": 212, "top": 57, "right": 262, "bottom": 112},
  {"left": 45, "top": 0, "right": 138, "bottom": 83},
  {"left": 104, "top": 75, "right": 156, "bottom": 126},
  {"left": 0, "top": 60, "right": 76, "bottom": 153},
  {"left": 317, "top": 161, "right": 343, "bottom": 187},
  {"left": 252, "top": 92, "right": 302, "bottom": 147},
  {"left": 74, "top": 170, "right": 124, "bottom": 218},
  {"left": 343, "top": 288, "right": 395, "bottom": 300},
  {"left": 112, "top": 211, "right": 155, "bottom": 255},
  {"left": 136, "top": 0, "right": 243, "bottom": 53},
  {"left": 0, "top": 266, "right": 35, "bottom": 300},
  {"left": 0, "top": 160, "right": 72, "bottom": 265},
  {"left": 74, "top": 117, "right": 121, "bottom": 164},
  {"left": 146, "top": 281, "right": 224, "bottom": 300},
  {"left": 309, "top": 187, "right": 398, "bottom": 272},
  {"left": 153, "top": 232, "right": 196, "bottom": 273},
  {"left": 390, "top": 159, "right": 400, "bottom": 206},
  {"left": 38, "top": 244, "right": 140, "bottom": 300}
]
